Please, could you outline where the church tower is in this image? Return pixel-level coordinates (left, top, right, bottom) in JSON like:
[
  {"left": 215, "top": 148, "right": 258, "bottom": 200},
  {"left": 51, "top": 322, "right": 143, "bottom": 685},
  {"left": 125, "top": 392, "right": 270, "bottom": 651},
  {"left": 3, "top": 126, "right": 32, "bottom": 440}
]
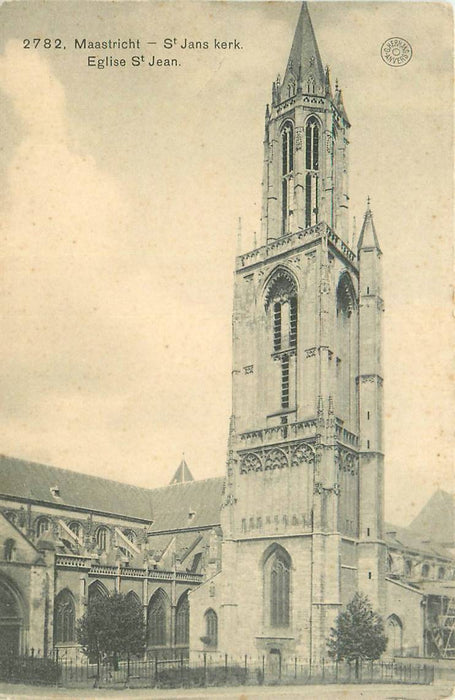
[{"left": 208, "top": 2, "right": 385, "bottom": 661}]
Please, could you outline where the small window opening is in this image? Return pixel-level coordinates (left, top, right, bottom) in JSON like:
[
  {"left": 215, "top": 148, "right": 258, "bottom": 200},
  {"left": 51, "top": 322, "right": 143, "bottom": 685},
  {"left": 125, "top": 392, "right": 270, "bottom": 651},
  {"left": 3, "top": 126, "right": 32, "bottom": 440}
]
[
  {"left": 368, "top": 571, "right": 372, "bottom": 580},
  {"left": 367, "top": 528, "right": 370, "bottom": 537}
]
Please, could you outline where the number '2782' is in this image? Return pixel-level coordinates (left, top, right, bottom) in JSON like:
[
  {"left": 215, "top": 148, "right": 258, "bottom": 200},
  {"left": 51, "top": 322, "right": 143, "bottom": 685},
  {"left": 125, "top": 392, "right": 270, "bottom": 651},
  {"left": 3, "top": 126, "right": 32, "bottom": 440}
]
[{"left": 23, "top": 38, "right": 64, "bottom": 49}]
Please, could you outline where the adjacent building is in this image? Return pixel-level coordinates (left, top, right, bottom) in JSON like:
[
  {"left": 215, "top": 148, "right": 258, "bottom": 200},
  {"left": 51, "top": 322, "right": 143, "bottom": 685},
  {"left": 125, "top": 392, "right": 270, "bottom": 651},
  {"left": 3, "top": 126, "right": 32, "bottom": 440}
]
[{"left": 0, "top": 2, "right": 453, "bottom": 665}]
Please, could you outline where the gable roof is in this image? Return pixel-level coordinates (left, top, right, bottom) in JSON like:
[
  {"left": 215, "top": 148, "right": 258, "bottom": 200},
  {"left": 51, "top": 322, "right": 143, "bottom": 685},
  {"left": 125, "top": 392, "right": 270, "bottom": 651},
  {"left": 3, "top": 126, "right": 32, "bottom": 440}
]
[
  {"left": 0, "top": 454, "right": 223, "bottom": 531},
  {"left": 147, "top": 478, "right": 224, "bottom": 533},
  {"left": 408, "top": 490, "right": 455, "bottom": 545},
  {"left": 384, "top": 521, "right": 454, "bottom": 561},
  {"left": 0, "top": 454, "right": 155, "bottom": 521}
]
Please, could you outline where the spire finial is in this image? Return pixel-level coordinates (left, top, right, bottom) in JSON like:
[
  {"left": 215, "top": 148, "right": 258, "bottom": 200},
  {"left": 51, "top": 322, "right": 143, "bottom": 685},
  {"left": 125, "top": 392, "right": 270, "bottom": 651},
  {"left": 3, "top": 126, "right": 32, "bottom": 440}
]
[{"left": 367, "top": 195, "right": 371, "bottom": 210}]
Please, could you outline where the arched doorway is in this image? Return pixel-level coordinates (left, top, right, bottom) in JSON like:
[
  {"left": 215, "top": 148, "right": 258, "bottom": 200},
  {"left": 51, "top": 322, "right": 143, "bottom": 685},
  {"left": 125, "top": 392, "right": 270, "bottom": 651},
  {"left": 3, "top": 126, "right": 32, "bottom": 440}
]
[{"left": 0, "top": 579, "right": 24, "bottom": 655}]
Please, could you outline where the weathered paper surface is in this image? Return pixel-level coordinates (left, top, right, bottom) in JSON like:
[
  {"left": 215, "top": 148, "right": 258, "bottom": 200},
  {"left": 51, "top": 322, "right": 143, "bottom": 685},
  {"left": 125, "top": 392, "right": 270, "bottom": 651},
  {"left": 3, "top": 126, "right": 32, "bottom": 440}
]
[{"left": 0, "top": 0, "right": 452, "bottom": 538}]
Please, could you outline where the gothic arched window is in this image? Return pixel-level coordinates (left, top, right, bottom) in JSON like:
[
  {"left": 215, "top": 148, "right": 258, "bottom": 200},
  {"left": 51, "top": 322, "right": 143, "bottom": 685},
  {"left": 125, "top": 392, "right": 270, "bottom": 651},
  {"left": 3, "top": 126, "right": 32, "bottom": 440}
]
[
  {"left": 387, "top": 615, "right": 403, "bottom": 656},
  {"left": 36, "top": 517, "right": 51, "bottom": 538},
  {"left": 265, "top": 270, "right": 298, "bottom": 411},
  {"left": 336, "top": 273, "right": 356, "bottom": 423},
  {"left": 204, "top": 609, "right": 218, "bottom": 648},
  {"left": 264, "top": 546, "right": 291, "bottom": 628},
  {"left": 0, "top": 579, "right": 23, "bottom": 656},
  {"left": 68, "top": 521, "right": 82, "bottom": 540},
  {"left": 175, "top": 591, "right": 190, "bottom": 646},
  {"left": 281, "top": 121, "right": 294, "bottom": 235},
  {"left": 147, "top": 589, "right": 169, "bottom": 647},
  {"left": 88, "top": 580, "right": 108, "bottom": 607},
  {"left": 305, "top": 116, "right": 320, "bottom": 228},
  {"left": 95, "top": 526, "right": 108, "bottom": 551},
  {"left": 422, "top": 563, "right": 430, "bottom": 578},
  {"left": 54, "top": 589, "right": 76, "bottom": 643}
]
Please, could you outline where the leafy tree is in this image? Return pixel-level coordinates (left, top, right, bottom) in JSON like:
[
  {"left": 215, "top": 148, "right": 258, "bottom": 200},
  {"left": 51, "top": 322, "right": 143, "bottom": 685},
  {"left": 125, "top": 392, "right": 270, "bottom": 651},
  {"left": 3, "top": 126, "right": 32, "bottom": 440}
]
[
  {"left": 77, "top": 592, "right": 146, "bottom": 684},
  {"left": 327, "top": 592, "right": 387, "bottom": 677}
]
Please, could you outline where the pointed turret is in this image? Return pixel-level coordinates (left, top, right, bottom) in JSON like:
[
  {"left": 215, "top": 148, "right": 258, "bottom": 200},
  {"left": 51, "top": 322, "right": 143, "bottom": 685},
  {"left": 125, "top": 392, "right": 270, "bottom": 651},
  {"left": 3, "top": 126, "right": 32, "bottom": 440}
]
[
  {"left": 334, "top": 85, "right": 350, "bottom": 126},
  {"left": 324, "top": 65, "right": 332, "bottom": 97},
  {"left": 358, "top": 199, "right": 382, "bottom": 253},
  {"left": 169, "top": 456, "right": 194, "bottom": 485},
  {"left": 282, "top": 2, "right": 325, "bottom": 97}
]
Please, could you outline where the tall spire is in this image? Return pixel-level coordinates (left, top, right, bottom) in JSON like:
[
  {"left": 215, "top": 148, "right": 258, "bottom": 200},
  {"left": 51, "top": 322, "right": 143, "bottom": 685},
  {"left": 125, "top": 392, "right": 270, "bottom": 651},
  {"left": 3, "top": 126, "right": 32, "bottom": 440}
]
[
  {"left": 283, "top": 2, "right": 325, "bottom": 94},
  {"left": 357, "top": 198, "right": 381, "bottom": 253}
]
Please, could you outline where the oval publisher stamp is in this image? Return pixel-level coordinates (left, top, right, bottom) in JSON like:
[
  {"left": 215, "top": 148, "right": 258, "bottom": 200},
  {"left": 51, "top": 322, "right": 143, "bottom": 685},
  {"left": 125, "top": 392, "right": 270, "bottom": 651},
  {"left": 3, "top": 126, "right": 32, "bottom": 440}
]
[{"left": 381, "top": 37, "right": 412, "bottom": 67}]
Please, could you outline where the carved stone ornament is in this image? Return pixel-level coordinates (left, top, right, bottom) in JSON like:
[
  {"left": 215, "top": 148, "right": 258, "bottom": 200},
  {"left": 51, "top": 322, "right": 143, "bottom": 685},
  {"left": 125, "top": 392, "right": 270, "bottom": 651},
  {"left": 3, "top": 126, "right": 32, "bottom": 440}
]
[
  {"left": 295, "top": 126, "right": 304, "bottom": 151},
  {"left": 264, "top": 448, "right": 288, "bottom": 471},
  {"left": 240, "top": 452, "right": 262, "bottom": 474},
  {"left": 291, "top": 444, "right": 315, "bottom": 467},
  {"left": 243, "top": 365, "right": 254, "bottom": 375},
  {"left": 337, "top": 447, "right": 359, "bottom": 475},
  {"left": 264, "top": 268, "right": 297, "bottom": 310},
  {"left": 320, "top": 280, "right": 330, "bottom": 294}
]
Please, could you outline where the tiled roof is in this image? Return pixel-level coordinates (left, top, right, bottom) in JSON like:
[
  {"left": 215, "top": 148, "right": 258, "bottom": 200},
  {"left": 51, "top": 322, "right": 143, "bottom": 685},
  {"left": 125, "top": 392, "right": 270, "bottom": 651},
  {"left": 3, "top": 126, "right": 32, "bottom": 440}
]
[
  {"left": 0, "top": 454, "right": 155, "bottom": 521},
  {"left": 384, "top": 521, "right": 454, "bottom": 561},
  {"left": 147, "top": 478, "right": 224, "bottom": 533},
  {"left": 0, "top": 454, "right": 224, "bottom": 530},
  {"left": 408, "top": 490, "right": 455, "bottom": 545}
]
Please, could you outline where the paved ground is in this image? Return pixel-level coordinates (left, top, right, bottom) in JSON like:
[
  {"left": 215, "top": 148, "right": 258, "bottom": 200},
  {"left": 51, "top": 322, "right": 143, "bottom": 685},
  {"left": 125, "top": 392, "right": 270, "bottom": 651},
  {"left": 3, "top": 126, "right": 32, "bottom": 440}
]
[{"left": 0, "top": 683, "right": 454, "bottom": 700}]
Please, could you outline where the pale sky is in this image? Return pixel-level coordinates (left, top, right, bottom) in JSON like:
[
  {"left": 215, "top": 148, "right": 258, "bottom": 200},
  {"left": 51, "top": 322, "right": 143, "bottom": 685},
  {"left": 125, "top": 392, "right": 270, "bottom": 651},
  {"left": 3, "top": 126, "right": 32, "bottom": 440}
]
[{"left": 0, "top": 1, "right": 453, "bottom": 527}]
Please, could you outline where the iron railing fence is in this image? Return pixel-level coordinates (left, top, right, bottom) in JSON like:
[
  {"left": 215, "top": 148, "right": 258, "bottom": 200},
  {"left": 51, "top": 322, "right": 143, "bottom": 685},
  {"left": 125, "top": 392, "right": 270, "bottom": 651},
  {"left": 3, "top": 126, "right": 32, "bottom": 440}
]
[{"left": 0, "top": 650, "right": 435, "bottom": 689}]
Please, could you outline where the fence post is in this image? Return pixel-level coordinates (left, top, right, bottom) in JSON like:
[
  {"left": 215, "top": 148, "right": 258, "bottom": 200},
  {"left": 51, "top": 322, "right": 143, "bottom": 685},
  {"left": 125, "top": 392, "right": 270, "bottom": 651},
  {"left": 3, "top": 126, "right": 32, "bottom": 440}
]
[
  {"left": 335, "top": 659, "right": 338, "bottom": 682},
  {"left": 294, "top": 656, "right": 297, "bottom": 679},
  {"left": 154, "top": 655, "right": 158, "bottom": 685},
  {"left": 55, "top": 648, "right": 59, "bottom": 688},
  {"left": 278, "top": 653, "right": 282, "bottom": 681},
  {"left": 262, "top": 655, "right": 265, "bottom": 685},
  {"left": 322, "top": 656, "right": 325, "bottom": 681},
  {"left": 203, "top": 651, "right": 207, "bottom": 687}
]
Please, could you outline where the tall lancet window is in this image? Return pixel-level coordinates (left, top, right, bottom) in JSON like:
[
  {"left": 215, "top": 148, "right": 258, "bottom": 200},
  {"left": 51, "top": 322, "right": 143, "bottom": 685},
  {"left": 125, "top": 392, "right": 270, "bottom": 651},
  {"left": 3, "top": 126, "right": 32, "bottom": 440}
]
[
  {"left": 336, "top": 273, "right": 356, "bottom": 424},
  {"left": 265, "top": 270, "right": 298, "bottom": 411},
  {"left": 305, "top": 116, "right": 320, "bottom": 228},
  {"left": 264, "top": 546, "right": 291, "bottom": 628},
  {"left": 281, "top": 121, "right": 294, "bottom": 235}
]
